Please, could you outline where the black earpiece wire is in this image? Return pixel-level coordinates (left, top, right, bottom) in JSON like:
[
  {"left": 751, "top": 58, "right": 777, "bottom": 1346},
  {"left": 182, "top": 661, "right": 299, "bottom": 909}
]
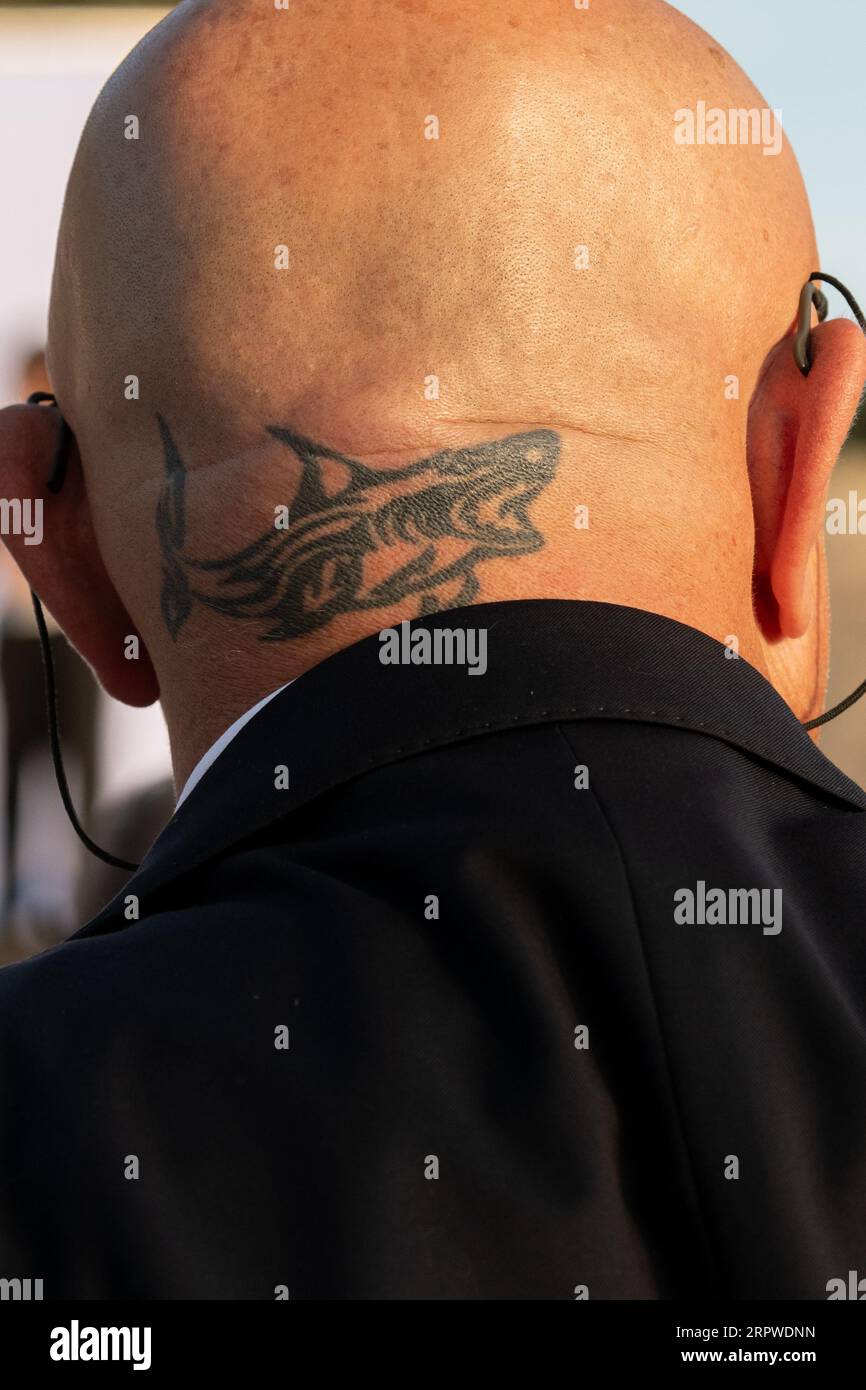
[
  {"left": 26, "top": 391, "right": 139, "bottom": 872},
  {"left": 794, "top": 274, "right": 866, "bottom": 731}
]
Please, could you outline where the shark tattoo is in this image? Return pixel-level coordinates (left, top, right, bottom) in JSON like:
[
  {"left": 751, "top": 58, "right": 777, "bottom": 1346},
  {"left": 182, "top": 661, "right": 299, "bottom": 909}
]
[{"left": 156, "top": 418, "right": 560, "bottom": 641}]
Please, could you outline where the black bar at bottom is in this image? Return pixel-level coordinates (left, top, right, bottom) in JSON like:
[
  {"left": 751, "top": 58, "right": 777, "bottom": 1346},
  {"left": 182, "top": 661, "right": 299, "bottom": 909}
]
[{"left": 0, "top": 1299, "right": 862, "bottom": 1377}]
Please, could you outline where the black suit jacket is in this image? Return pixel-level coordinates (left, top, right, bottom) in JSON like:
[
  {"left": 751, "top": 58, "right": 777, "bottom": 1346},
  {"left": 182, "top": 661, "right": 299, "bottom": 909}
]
[{"left": 1, "top": 599, "right": 865, "bottom": 1300}]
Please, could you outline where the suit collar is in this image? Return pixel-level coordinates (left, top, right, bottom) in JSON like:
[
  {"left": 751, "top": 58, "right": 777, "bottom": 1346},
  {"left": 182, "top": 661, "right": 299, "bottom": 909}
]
[
  {"left": 175, "top": 681, "right": 291, "bottom": 808},
  {"left": 78, "top": 598, "right": 866, "bottom": 938}
]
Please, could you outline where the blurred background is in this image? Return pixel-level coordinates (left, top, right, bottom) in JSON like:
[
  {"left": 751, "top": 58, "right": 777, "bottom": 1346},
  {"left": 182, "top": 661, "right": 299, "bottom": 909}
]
[
  {"left": 2, "top": 3, "right": 174, "bottom": 965},
  {"left": 0, "top": 0, "right": 864, "bottom": 962}
]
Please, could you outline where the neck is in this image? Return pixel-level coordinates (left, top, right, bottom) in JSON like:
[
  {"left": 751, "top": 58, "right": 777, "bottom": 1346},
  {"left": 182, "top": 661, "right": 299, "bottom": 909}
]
[{"left": 148, "top": 426, "right": 797, "bottom": 792}]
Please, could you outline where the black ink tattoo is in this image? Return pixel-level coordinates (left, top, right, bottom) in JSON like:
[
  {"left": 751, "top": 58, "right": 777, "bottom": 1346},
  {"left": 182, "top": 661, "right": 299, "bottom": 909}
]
[{"left": 156, "top": 418, "right": 560, "bottom": 641}]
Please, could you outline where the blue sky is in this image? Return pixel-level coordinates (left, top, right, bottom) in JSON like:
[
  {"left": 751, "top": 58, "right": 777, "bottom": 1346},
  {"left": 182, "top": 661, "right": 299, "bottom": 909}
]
[{"left": 677, "top": 0, "right": 866, "bottom": 309}]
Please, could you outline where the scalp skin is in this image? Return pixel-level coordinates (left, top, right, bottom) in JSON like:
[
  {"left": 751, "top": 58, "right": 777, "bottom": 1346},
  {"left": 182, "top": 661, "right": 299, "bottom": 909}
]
[{"left": 41, "top": 0, "right": 838, "bottom": 785}]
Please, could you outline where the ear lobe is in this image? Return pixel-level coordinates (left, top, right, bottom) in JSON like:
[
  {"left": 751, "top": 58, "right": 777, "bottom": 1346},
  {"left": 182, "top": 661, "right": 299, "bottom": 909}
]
[
  {"left": 0, "top": 403, "right": 160, "bottom": 707},
  {"left": 749, "top": 318, "right": 866, "bottom": 642}
]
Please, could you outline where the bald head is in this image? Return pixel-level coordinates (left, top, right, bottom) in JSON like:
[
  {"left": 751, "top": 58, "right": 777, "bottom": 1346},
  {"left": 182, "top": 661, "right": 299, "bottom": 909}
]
[
  {"left": 51, "top": 0, "right": 814, "bottom": 460},
  {"left": 3, "top": 0, "right": 861, "bottom": 785}
]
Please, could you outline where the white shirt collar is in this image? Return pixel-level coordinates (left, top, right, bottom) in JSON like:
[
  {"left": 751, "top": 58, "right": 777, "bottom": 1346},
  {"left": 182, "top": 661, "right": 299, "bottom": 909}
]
[{"left": 176, "top": 682, "right": 292, "bottom": 808}]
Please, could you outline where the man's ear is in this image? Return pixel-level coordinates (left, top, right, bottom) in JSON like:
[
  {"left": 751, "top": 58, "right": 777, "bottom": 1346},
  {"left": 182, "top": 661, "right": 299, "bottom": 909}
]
[
  {"left": 0, "top": 403, "right": 159, "bottom": 706},
  {"left": 748, "top": 317, "right": 866, "bottom": 641}
]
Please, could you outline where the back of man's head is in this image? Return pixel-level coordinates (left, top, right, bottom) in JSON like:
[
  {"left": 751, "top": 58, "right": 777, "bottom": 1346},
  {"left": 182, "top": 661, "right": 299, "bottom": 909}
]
[{"left": 2, "top": 0, "right": 864, "bottom": 786}]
